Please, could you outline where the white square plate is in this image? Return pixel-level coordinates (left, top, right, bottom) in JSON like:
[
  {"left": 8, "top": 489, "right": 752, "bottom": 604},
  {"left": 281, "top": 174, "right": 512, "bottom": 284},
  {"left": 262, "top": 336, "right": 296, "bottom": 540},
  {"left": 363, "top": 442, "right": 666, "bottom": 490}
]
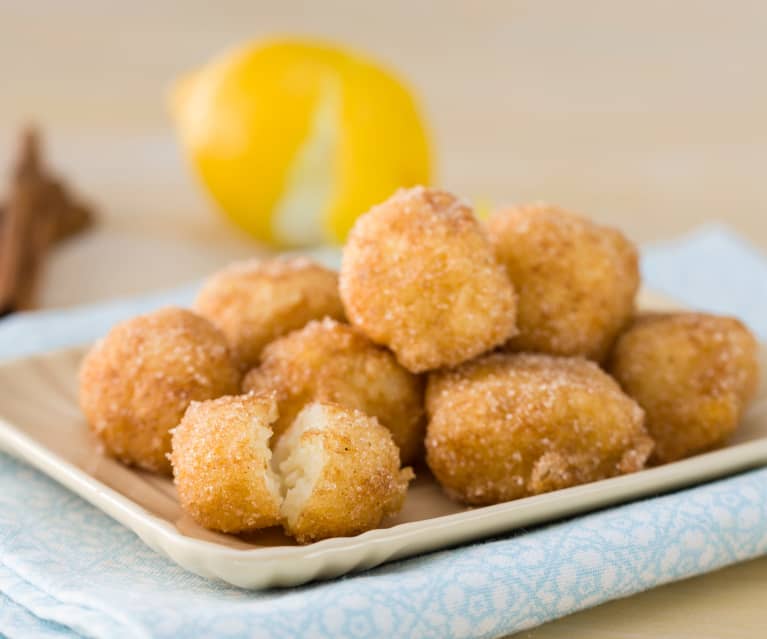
[{"left": 1, "top": 294, "right": 765, "bottom": 589}]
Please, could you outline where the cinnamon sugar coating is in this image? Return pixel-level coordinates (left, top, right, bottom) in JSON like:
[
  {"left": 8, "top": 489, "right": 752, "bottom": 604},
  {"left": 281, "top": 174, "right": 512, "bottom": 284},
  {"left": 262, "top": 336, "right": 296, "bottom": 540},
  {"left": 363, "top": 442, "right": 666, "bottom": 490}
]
[
  {"left": 608, "top": 312, "right": 759, "bottom": 463},
  {"left": 425, "top": 353, "right": 653, "bottom": 505},
  {"left": 275, "top": 402, "right": 414, "bottom": 544},
  {"left": 171, "top": 394, "right": 282, "bottom": 533},
  {"left": 195, "top": 257, "right": 345, "bottom": 370},
  {"left": 242, "top": 318, "right": 425, "bottom": 463},
  {"left": 487, "top": 203, "right": 639, "bottom": 361},
  {"left": 340, "top": 186, "right": 518, "bottom": 373},
  {"left": 79, "top": 307, "right": 241, "bottom": 475}
]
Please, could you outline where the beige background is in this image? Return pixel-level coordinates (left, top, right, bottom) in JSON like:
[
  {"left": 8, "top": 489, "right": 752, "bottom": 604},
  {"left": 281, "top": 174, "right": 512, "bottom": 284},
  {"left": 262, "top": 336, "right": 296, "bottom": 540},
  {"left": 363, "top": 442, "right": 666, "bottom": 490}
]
[{"left": 1, "top": 1, "right": 766, "bottom": 635}]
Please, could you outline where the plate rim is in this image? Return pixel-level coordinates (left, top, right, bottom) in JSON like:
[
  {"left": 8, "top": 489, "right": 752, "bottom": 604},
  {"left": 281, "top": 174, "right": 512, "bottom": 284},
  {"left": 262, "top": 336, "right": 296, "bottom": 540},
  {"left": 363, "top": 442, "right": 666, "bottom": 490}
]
[
  {"left": 1, "top": 326, "right": 766, "bottom": 587},
  {"left": 2, "top": 387, "right": 766, "bottom": 564}
]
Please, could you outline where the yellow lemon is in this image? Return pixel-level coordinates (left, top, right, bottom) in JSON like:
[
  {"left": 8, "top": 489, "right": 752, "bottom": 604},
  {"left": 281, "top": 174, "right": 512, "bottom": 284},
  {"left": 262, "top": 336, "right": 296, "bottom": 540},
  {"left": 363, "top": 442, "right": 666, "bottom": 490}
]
[{"left": 170, "top": 38, "right": 432, "bottom": 247}]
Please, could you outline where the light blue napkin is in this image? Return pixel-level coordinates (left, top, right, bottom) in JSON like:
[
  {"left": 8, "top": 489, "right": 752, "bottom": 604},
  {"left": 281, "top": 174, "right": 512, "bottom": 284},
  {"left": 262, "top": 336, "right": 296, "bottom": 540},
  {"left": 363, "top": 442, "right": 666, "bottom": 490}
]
[{"left": 1, "top": 226, "right": 766, "bottom": 639}]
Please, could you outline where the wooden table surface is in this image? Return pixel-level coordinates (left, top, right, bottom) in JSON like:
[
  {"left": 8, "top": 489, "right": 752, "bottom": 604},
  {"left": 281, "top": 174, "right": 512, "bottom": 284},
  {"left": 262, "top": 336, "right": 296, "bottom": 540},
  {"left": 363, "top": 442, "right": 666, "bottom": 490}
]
[{"left": 1, "top": 2, "right": 766, "bottom": 636}]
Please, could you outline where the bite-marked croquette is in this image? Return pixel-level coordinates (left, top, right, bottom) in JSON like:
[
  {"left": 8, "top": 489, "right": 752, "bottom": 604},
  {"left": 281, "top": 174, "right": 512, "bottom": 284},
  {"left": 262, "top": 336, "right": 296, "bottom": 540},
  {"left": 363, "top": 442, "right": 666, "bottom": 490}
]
[
  {"left": 242, "top": 318, "right": 425, "bottom": 463},
  {"left": 274, "top": 402, "right": 414, "bottom": 544},
  {"left": 426, "top": 353, "right": 653, "bottom": 505},
  {"left": 340, "top": 186, "right": 518, "bottom": 373},
  {"left": 171, "top": 393, "right": 282, "bottom": 533},
  {"left": 79, "top": 307, "right": 241, "bottom": 475},
  {"left": 609, "top": 312, "right": 759, "bottom": 463},
  {"left": 487, "top": 203, "right": 639, "bottom": 361},
  {"left": 195, "top": 257, "right": 345, "bottom": 371}
]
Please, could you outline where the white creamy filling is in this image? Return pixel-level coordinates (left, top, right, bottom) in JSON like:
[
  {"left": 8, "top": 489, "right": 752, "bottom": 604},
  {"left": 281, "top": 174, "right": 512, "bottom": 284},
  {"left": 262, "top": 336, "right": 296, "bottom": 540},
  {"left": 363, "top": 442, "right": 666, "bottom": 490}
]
[{"left": 274, "top": 403, "right": 329, "bottom": 526}]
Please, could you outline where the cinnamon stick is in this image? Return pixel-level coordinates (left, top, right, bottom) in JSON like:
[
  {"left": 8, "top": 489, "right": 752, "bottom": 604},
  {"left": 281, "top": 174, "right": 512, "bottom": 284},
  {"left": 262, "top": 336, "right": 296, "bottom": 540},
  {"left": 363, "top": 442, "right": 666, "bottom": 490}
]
[
  {"left": 0, "top": 126, "right": 96, "bottom": 314},
  {"left": 0, "top": 191, "right": 28, "bottom": 314}
]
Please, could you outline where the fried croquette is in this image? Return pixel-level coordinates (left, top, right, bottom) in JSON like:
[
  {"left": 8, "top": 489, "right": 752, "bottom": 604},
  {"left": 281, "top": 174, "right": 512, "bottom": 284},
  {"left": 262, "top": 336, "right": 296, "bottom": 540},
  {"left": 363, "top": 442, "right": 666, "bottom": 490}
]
[
  {"left": 242, "top": 318, "right": 425, "bottom": 463},
  {"left": 79, "top": 307, "right": 241, "bottom": 474},
  {"left": 339, "top": 186, "right": 518, "bottom": 373},
  {"left": 195, "top": 257, "right": 345, "bottom": 370},
  {"left": 273, "top": 402, "right": 414, "bottom": 544},
  {"left": 425, "top": 353, "right": 653, "bottom": 505},
  {"left": 487, "top": 203, "right": 639, "bottom": 361},
  {"left": 170, "top": 394, "right": 282, "bottom": 533},
  {"left": 609, "top": 312, "right": 759, "bottom": 463}
]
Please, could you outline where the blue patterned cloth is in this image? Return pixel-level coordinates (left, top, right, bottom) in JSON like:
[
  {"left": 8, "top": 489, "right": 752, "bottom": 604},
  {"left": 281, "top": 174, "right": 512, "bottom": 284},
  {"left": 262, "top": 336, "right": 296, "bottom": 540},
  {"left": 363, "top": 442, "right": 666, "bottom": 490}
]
[{"left": 1, "top": 226, "right": 766, "bottom": 639}]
